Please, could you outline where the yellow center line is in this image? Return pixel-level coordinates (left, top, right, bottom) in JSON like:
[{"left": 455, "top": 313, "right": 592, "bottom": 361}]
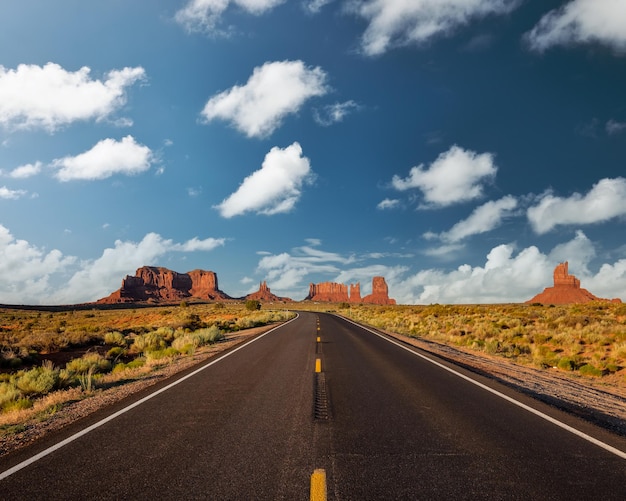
[
  {"left": 310, "top": 468, "right": 327, "bottom": 501},
  {"left": 315, "top": 358, "right": 322, "bottom": 373},
  {"left": 316, "top": 336, "right": 321, "bottom": 343}
]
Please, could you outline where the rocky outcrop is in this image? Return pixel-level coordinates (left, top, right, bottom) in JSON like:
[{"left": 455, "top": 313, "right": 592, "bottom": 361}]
[
  {"left": 97, "top": 266, "right": 231, "bottom": 304},
  {"left": 362, "top": 276, "right": 396, "bottom": 305},
  {"left": 306, "top": 277, "right": 396, "bottom": 304},
  {"left": 306, "top": 282, "right": 350, "bottom": 302},
  {"left": 245, "top": 281, "right": 292, "bottom": 302},
  {"left": 526, "top": 262, "right": 621, "bottom": 305}
]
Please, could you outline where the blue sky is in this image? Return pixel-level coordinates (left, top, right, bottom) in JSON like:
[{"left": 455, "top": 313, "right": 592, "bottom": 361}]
[{"left": 0, "top": 0, "right": 625, "bottom": 305}]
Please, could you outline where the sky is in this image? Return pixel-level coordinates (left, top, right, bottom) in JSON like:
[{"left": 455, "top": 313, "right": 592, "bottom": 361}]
[{"left": 0, "top": 0, "right": 625, "bottom": 305}]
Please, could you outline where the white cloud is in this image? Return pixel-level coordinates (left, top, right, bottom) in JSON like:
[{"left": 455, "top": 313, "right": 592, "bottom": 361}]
[
  {"left": 525, "top": 0, "right": 626, "bottom": 53},
  {"left": 176, "top": 0, "right": 285, "bottom": 33},
  {"left": 527, "top": 177, "right": 626, "bottom": 234},
  {"left": 431, "top": 195, "right": 518, "bottom": 242},
  {"left": 306, "top": 0, "right": 334, "bottom": 14},
  {"left": 215, "top": 142, "right": 314, "bottom": 217},
  {"left": 349, "top": 0, "right": 520, "bottom": 56},
  {"left": 201, "top": 60, "right": 328, "bottom": 138},
  {"left": 0, "top": 224, "right": 75, "bottom": 304},
  {"left": 52, "top": 135, "right": 153, "bottom": 181},
  {"left": 377, "top": 198, "right": 400, "bottom": 210},
  {"left": 173, "top": 236, "right": 226, "bottom": 252},
  {"left": 0, "top": 186, "right": 27, "bottom": 199},
  {"left": 391, "top": 145, "right": 497, "bottom": 207},
  {"left": 8, "top": 161, "right": 42, "bottom": 179},
  {"left": 606, "top": 119, "right": 626, "bottom": 135},
  {"left": 256, "top": 241, "right": 356, "bottom": 295},
  {"left": 0, "top": 63, "right": 145, "bottom": 132},
  {"left": 313, "top": 100, "right": 360, "bottom": 126}
]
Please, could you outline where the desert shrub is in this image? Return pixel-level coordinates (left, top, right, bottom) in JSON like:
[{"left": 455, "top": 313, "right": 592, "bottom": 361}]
[
  {"left": 145, "top": 347, "right": 179, "bottom": 361},
  {"left": 578, "top": 364, "right": 603, "bottom": 377},
  {"left": 245, "top": 300, "right": 261, "bottom": 311},
  {"left": 130, "top": 332, "right": 166, "bottom": 354},
  {"left": 106, "top": 346, "right": 126, "bottom": 361},
  {"left": 112, "top": 358, "right": 146, "bottom": 373},
  {"left": 65, "top": 353, "right": 111, "bottom": 375},
  {"left": 104, "top": 331, "right": 126, "bottom": 346},
  {"left": 557, "top": 357, "right": 576, "bottom": 371},
  {"left": 172, "top": 326, "right": 223, "bottom": 351},
  {"left": 3, "top": 397, "right": 32, "bottom": 413},
  {"left": 0, "top": 381, "right": 21, "bottom": 408},
  {"left": 153, "top": 326, "right": 176, "bottom": 343},
  {"left": 16, "top": 362, "right": 60, "bottom": 396}
]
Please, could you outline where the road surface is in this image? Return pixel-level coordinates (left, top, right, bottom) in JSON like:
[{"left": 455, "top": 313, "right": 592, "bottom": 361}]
[{"left": 1, "top": 311, "right": 625, "bottom": 499}]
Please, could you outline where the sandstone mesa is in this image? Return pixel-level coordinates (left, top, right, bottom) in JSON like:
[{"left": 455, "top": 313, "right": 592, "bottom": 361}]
[
  {"left": 526, "top": 262, "right": 622, "bottom": 305},
  {"left": 97, "top": 267, "right": 395, "bottom": 305}
]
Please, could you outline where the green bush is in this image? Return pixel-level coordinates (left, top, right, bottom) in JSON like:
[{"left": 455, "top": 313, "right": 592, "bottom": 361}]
[
  {"left": 65, "top": 353, "right": 111, "bottom": 375},
  {"left": 245, "top": 300, "right": 261, "bottom": 311},
  {"left": 0, "top": 381, "right": 21, "bottom": 408},
  {"left": 104, "top": 331, "right": 126, "bottom": 346},
  {"left": 145, "top": 347, "right": 179, "bottom": 361},
  {"left": 578, "top": 364, "right": 603, "bottom": 377},
  {"left": 16, "top": 363, "right": 60, "bottom": 396},
  {"left": 131, "top": 333, "right": 166, "bottom": 354}
]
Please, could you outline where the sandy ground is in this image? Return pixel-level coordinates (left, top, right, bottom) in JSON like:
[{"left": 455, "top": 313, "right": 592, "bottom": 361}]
[{"left": 1, "top": 321, "right": 625, "bottom": 459}]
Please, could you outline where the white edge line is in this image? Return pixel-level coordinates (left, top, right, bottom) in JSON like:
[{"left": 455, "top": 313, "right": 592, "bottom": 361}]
[
  {"left": 0, "top": 314, "right": 299, "bottom": 481},
  {"left": 338, "top": 314, "right": 626, "bottom": 461}
]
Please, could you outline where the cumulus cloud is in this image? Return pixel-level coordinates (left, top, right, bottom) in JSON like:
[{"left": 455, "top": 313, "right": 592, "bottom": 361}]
[
  {"left": 52, "top": 135, "right": 153, "bottom": 181},
  {"left": 391, "top": 145, "right": 497, "bottom": 207},
  {"left": 175, "top": 0, "right": 285, "bottom": 33},
  {"left": 0, "top": 63, "right": 145, "bottom": 132},
  {"left": 8, "top": 162, "right": 42, "bottom": 179},
  {"left": 0, "top": 186, "right": 27, "bottom": 199},
  {"left": 525, "top": 0, "right": 626, "bottom": 53},
  {"left": 313, "top": 100, "right": 360, "bottom": 126},
  {"left": 527, "top": 177, "right": 626, "bottom": 234},
  {"left": 606, "top": 119, "right": 626, "bottom": 135},
  {"left": 377, "top": 198, "right": 400, "bottom": 210},
  {"left": 428, "top": 195, "right": 518, "bottom": 242},
  {"left": 255, "top": 241, "right": 357, "bottom": 294},
  {"left": 349, "top": 0, "right": 520, "bottom": 56},
  {"left": 0, "top": 224, "right": 76, "bottom": 304},
  {"left": 306, "top": 0, "right": 334, "bottom": 14},
  {"left": 201, "top": 60, "right": 328, "bottom": 138},
  {"left": 215, "top": 142, "right": 314, "bottom": 217}
]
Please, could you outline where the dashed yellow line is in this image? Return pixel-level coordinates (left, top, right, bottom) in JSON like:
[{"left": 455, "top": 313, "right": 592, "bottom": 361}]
[
  {"left": 315, "top": 358, "right": 322, "bottom": 373},
  {"left": 310, "top": 468, "right": 327, "bottom": 501}
]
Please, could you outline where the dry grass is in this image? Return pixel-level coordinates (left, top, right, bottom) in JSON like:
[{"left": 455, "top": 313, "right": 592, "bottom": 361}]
[
  {"left": 336, "top": 302, "right": 626, "bottom": 383},
  {"left": 0, "top": 303, "right": 295, "bottom": 432}
]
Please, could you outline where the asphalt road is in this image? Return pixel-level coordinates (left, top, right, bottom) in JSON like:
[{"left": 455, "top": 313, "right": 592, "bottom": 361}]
[{"left": 1, "top": 311, "right": 625, "bottom": 500}]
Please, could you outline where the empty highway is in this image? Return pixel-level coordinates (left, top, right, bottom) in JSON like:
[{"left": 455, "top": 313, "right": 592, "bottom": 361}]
[{"left": 1, "top": 311, "right": 625, "bottom": 499}]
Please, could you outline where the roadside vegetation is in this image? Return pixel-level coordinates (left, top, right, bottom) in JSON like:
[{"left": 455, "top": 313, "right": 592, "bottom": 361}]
[
  {"left": 0, "top": 303, "right": 294, "bottom": 433},
  {"left": 337, "top": 302, "right": 626, "bottom": 384}
]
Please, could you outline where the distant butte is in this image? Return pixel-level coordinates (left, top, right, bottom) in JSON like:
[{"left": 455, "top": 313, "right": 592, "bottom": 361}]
[
  {"left": 97, "top": 266, "right": 395, "bottom": 305},
  {"left": 526, "top": 262, "right": 622, "bottom": 305},
  {"left": 97, "top": 266, "right": 232, "bottom": 304},
  {"left": 244, "top": 281, "right": 292, "bottom": 303},
  {"left": 306, "top": 276, "right": 396, "bottom": 305}
]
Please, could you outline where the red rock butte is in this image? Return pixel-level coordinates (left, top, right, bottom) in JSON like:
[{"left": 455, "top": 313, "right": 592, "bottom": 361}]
[
  {"left": 526, "top": 262, "right": 622, "bottom": 305},
  {"left": 98, "top": 266, "right": 232, "bottom": 304},
  {"left": 244, "top": 281, "right": 292, "bottom": 303},
  {"left": 306, "top": 276, "right": 396, "bottom": 305}
]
